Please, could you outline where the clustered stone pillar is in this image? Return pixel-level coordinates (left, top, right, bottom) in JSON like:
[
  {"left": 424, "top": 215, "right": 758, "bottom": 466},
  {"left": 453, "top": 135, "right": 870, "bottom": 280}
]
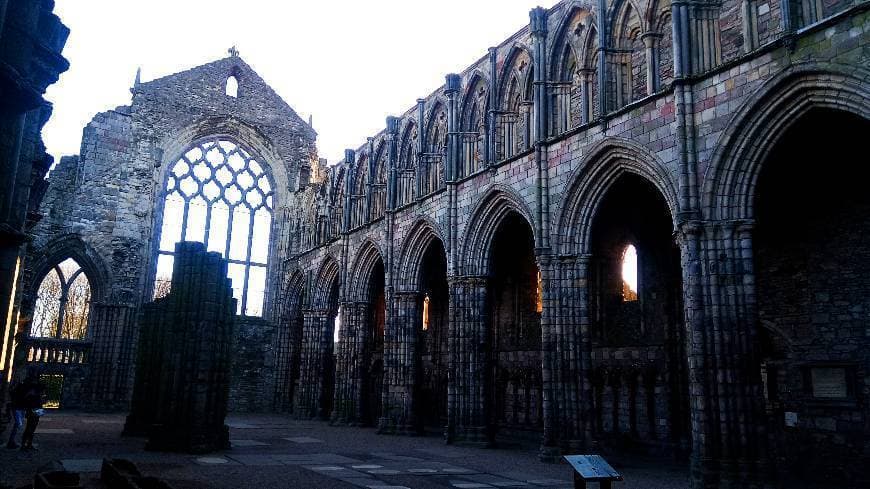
[
  {"left": 0, "top": 1, "right": 69, "bottom": 398},
  {"left": 123, "top": 242, "right": 235, "bottom": 453},
  {"left": 84, "top": 304, "right": 138, "bottom": 410},
  {"left": 679, "top": 221, "right": 768, "bottom": 485},
  {"left": 332, "top": 301, "right": 368, "bottom": 424},
  {"left": 447, "top": 276, "right": 488, "bottom": 445},
  {"left": 295, "top": 309, "right": 332, "bottom": 419},
  {"left": 380, "top": 291, "right": 419, "bottom": 434},
  {"left": 546, "top": 255, "right": 593, "bottom": 453}
]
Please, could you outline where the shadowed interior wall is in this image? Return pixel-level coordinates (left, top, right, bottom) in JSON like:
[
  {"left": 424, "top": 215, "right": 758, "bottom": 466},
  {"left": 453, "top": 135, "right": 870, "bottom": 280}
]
[{"left": 755, "top": 109, "right": 870, "bottom": 484}]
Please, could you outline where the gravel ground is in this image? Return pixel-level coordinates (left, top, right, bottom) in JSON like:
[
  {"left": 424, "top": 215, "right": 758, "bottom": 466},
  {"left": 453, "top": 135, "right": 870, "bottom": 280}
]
[{"left": 0, "top": 412, "right": 690, "bottom": 488}]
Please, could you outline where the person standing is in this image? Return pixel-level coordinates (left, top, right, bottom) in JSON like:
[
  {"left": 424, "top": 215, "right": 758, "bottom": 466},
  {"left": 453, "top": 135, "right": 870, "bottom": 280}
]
[
  {"left": 19, "top": 369, "right": 45, "bottom": 451},
  {"left": 5, "top": 379, "right": 26, "bottom": 449}
]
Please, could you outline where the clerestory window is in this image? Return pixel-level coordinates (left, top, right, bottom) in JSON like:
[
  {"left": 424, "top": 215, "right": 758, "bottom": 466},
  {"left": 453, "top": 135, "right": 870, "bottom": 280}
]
[
  {"left": 31, "top": 258, "right": 92, "bottom": 340},
  {"left": 154, "top": 138, "right": 274, "bottom": 316}
]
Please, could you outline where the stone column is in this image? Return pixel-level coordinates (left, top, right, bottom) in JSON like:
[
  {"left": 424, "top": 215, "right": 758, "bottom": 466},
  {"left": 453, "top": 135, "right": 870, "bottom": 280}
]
[
  {"left": 530, "top": 6, "right": 548, "bottom": 143},
  {"left": 596, "top": 0, "right": 609, "bottom": 115},
  {"left": 365, "top": 137, "right": 375, "bottom": 223},
  {"left": 332, "top": 301, "right": 368, "bottom": 424},
  {"left": 124, "top": 242, "right": 235, "bottom": 453},
  {"left": 679, "top": 220, "right": 768, "bottom": 487},
  {"left": 486, "top": 47, "right": 498, "bottom": 167},
  {"left": 343, "top": 149, "right": 355, "bottom": 233},
  {"left": 641, "top": 32, "right": 662, "bottom": 94},
  {"left": 447, "top": 276, "right": 488, "bottom": 445},
  {"left": 545, "top": 255, "right": 594, "bottom": 454},
  {"left": 445, "top": 74, "right": 461, "bottom": 184},
  {"left": 295, "top": 308, "right": 332, "bottom": 419},
  {"left": 415, "top": 99, "right": 426, "bottom": 199},
  {"left": 386, "top": 116, "right": 399, "bottom": 211},
  {"left": 85, "top": 303, "right": 138, "bottom": 411},
  {"left": 380, "top": 291, "right": 419, "bottom": 434},
  {"left": 578, "top": 68, "right": 595, "bottom": 124}
]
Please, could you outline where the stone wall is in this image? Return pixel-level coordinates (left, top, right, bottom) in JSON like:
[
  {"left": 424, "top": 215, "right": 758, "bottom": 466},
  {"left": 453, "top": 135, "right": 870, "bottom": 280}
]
[
  {"left": 21, "top": 54, "right": 316, "bottom": 412},
  {"left": 285, "top": 2, "right": 870, "bottom": 487}
]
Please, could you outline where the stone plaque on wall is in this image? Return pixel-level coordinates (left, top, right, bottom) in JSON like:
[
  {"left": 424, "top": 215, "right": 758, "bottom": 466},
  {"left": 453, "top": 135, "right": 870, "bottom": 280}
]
[{"left": 810, "top": 367, "right": 848, "bottom": 399}]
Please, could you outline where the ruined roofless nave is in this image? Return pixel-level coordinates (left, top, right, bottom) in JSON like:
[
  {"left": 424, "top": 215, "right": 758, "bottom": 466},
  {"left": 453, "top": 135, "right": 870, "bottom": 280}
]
[{"left": 1, "top": 1, "right": 869, "bottom": 488}]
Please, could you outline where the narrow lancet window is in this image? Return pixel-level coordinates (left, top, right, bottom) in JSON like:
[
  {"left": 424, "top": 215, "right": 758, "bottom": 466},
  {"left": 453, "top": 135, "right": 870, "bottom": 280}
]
[
  {"left": 621, "top": 244, "right": 639, "bottom": 302},
  {"left": 226, "top": 75, "right": 239, "bottom": 97},
  {"left": 422, "top": 294, "right": 430, "bottom": 331}
]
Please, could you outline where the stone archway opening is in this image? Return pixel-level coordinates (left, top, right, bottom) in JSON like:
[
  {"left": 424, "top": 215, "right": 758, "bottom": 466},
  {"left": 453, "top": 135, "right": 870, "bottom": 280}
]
[
  {"left": 361, "top": 258, "right": 385, "bottom": 426},
  {"left": 754, "top": 108, "right": 869, "bottom": 484},
  {"left": 486, "top": 211, "right": 543, "bottom": 447},
  {"left": 588, "top": 173, "right": 688, "bottom": 457},
  {"left": 415, "top": 237, "right": 449, "bottom": 433}
]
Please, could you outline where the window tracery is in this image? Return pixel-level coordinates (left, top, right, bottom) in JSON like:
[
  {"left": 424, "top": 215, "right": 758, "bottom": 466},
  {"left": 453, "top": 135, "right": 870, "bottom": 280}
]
[
  {"left": 155, "top": 138, "right": 274, "bottom": 316},
  {"left": 31, "top": 258, "right": 91, "bottom": 340}
]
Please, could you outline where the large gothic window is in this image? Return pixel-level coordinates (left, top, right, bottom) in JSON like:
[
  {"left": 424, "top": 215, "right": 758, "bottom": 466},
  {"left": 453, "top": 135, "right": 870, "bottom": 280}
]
[
  {"left": 31, "top": 258, "right": 92, "bottom": 340},
  {"left": 155, "top": 138, "right": 274, "bottom": 316}
]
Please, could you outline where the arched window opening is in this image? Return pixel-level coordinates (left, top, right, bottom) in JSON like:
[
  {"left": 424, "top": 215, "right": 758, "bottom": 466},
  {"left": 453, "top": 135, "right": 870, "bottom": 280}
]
[
  {"left": 155, "top": 138, "right": 274, "bottom": 316},
  {"left": 621, "top": 244, "right": 639, "bottom": 302},
  {"left": 225, "top": 75, "right": 239, "bottom": 98},
  {"left": 31, "top": 258, "right": 92, "bottom": 340},
  {"left": 422, "top": 294, "right": 431, "bottom": 331}
]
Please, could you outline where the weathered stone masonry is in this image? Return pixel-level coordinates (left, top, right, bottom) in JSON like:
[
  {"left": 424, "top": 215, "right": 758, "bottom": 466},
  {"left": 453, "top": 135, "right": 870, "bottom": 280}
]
[
  {"left": 0, "top": 0, "right": 70, "bottom": 411},
  {"left": 18, "top": 55, "right": 317, "bottom": 412},
  {"left": 284, "top": 1, "right": 870, "bottom": 488},
  {"left": 6, "top": 1, "right": 869, "bottom": 488}
]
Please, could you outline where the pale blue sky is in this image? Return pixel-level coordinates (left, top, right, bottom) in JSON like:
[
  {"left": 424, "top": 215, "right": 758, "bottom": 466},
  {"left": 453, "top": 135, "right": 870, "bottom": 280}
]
[{"left": 44, "top": 0, "right": 559, "bottom": 167}]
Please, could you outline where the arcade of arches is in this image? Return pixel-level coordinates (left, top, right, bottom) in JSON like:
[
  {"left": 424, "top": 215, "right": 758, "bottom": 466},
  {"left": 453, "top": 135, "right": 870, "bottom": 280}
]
[{"left": 0, "top": 1, "right": 867, "bottom": 488}]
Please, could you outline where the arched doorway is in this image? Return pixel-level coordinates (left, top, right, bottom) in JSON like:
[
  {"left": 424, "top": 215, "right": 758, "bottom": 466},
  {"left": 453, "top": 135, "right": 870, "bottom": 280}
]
[
  {"left": 415, "top": 237, "right": 449, "bottom": 433},
  {"left": 486, "top": 212, "right": 543, "bottom": 446},
  {"left": 754, "top": 109, "right": 869, "bottom": 484},
  {"left": 587, "top": 173, "right": 688, "bottom": 456}
]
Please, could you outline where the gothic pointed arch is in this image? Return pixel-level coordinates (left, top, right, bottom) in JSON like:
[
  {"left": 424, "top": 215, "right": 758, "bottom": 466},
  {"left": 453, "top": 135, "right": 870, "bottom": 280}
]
[
  {"left": 460, "top": 186, "right": 537, "bottom": 276},
  {"left": 422, "top": 99, "right": 447, "bottom": 195},
  {"left": 328, "top": 166, "right": 346, "bottom": 238},
  {"left": 28, "top": 234, "right": 111, "bottom": 305},
  {"left": 371, "top": 139, "right": 388, "bottom": 220},
  {"left": 152, "top": 136, "right": 276, "bottom": 316},
  {"left": 30, "top": 257, "right": 94, "bottom": 340},
  {"left": 312, "top": 255, "right": 340, "bottom": 311},
  {"left": 350, "top": 152, "right": 369, "bottom": 228},
  {"left": 549, "top": 3, "right": 596, "bottom": 131},
  {"left": 397, "top": 217, "right": 446, "bottom": 292},
  {"left": 702, "top": 64, "right": 870, "bottom": 221},
  {"left": 157, "top": 116, "right": 291, "bottom": 197},
  {"left": 555, "top": 138, "right": 678, "bottom": 256},
  {"left": 347, "top": 240, "right": 386, "bottom": 302},
  {"left": 274, "top": 268, "right": 307, "bottom": 411},
  {"left": 459, "top": 72, "right": 489, "bottom": 176},
  {"left": 610, "top": 0, "right": 648, "bottom": 105},
  {"left": 496, "top": 44, "right": 535, "bottom": 159},
  {"left": 396, "top": 117, "right": 419, "bottom": 206}
]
